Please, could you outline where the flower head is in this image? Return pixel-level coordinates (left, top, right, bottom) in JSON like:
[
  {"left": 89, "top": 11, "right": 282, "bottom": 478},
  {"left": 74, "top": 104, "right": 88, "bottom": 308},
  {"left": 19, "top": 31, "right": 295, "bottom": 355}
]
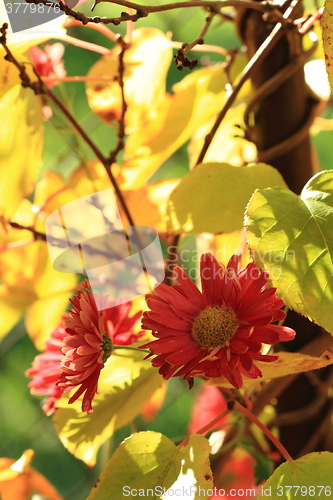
[
  {"left": 141, "top": 254, "right": 295, "bottom": 389},
  {"left": 26, "top": 319, "right": 68, "bottom": 416},
  {"left": 26, "top": 282, "right": 142, "bottom": 414}
]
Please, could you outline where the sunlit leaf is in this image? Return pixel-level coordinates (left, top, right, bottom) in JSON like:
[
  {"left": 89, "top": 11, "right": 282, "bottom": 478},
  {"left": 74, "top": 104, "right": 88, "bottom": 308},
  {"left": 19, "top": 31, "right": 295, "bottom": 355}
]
[
  {"left": 86, "top": 433, "right": 213, "bottom": 500},
  {"left": 69, "top": 161, "right": 112, "bottom": 197},
  {"left": 245, "top": 170, "right": 333, "bottom": 334},
  {"left": 0, "top": 85, "right": 43, "bottom": 222},
  {"left": 69, "top": 162, "right": 177, "bottom": 230},
  {"left": 25, "top": 249, "right": 76, "bottom": 350},
  {"left": 304, "top": 60, "right": 331, "bottom": 101},
  {"left": 140, "top": 383, "right": 167, "bottom": 422},
  {"left": 0, "top": 52, "right": 36, "bottom": 99},
  {"left": 86, "top": 28, "right": 172, "bottom": 132},
  {"left": 124, "top": 179, "right": 179, "bottom": 229},
  {"left": 214, "top": 231, "right": 251, "bottom": 268},
  {"left": 120, "top": 64, "right": 230, "bottom": 189},
  {"left": 188, "top": 103, "right": 257, "bottom": 169},
  {"left": 33, "top": 170, "right": 76, "bottom": 217},
  {"left": 53, "top": 349, "right": 164, "bottom": 466},
  {"left": 0, "top": 203, "right": 76, "bottom": 347},
  {"left": 209, "top": 351, "right": 333, "bottom": 389},
  {"left": 166, "top": 162, "right": 287, "bottom": 235},
  {"left": 0, "top": 285, "right": 35, "bottom": 341},
  {"left": 257, "top": 451, "right": 333, "bottom": 499}
]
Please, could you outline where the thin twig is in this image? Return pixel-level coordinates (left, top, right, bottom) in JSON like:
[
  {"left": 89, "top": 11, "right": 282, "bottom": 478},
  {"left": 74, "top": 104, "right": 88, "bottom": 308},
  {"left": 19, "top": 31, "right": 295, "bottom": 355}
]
[
  {"left": 107, "top": 36, "right": 128, "bottom": 166},
  {"left": 171, "top": 40, "right": 229, "bottom": 57},
  {"left": 175, "top": 10, "right": 216, "bottom": 70},
  {"left": 232, "top": 400, "right": 294, "bottom": 463},
  {"left": 195, "top": 0, "right": 301, "bottom": 166},
  {"left": 64, "top": 18, "right": 118, "bottom": 42},
  {"left": 24, "top": 0, "right": 276, "bottom": 26},
  {"left": 92, "top": 0, "right": 274, "bottom": 15},
  {"left": 63, "top": 34, "right": 111, "bottom": 54},
  {"left": 9, "top": 222, "right": 47, "bottom": 241}
]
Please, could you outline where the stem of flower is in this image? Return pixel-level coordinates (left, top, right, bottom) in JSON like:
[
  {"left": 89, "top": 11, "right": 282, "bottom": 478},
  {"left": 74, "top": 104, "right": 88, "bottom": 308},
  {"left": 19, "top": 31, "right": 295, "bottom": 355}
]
[
  {"left": 192, "top": 407, "right": 230, "bottom": 437},
  {"left": 233, "top": 400, "right": 294, "bottom": 463},
  {"left": 112, "top": 345, "right": 151, "bottom": 353}
]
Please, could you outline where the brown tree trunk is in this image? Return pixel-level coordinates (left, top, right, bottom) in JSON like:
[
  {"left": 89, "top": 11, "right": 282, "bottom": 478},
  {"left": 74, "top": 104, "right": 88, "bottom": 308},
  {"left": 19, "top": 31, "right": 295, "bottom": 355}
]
[{"left": 236, "top": 4, "right": 333, "bottom": 459}]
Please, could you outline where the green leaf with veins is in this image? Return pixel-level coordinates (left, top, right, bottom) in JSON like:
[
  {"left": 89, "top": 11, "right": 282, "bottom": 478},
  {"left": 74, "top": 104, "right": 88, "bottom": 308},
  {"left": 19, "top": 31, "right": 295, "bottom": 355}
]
[{"left": 245, "top": 170, "right": 333, "bottom": 334}]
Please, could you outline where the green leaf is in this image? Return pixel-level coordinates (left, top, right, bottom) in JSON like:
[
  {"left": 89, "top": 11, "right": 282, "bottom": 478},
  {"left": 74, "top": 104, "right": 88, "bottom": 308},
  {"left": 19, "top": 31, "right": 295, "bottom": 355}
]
[
  {"left": 166, "top": 162, "right": 287, "bottom": 234},
  {"left": 245, "top": 170, "right": 333, "bottom": 334},
  {"left": 257, "top": 452, "right": 333, "bottom": 499},
  {"left": 53, "top": 349, "right": 163, "bottom": 466},
  {"left": 87, "top": 432, "right": 213, "bottom": 500},
  {"left": 247, "top": 449, "right": 273, "bottom": 485}
]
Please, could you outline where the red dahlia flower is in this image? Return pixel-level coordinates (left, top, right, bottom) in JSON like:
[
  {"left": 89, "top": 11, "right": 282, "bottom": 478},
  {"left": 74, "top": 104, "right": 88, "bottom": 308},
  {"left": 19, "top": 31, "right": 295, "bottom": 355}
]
[
  {"left": 141, "top": 253, "right": 295, "bottom": 389},
  {"left": 26, "top": 319, "right": 68, "bottom": 416},
  {"left": 27, "top": 282, "right": 142, "bottom": 414}
]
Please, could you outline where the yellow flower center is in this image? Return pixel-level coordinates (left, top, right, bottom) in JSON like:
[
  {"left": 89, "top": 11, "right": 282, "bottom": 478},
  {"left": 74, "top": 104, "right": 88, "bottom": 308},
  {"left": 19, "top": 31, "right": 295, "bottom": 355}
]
[{"left": 192, "top": 306, "right": 238, "bottom": 348}]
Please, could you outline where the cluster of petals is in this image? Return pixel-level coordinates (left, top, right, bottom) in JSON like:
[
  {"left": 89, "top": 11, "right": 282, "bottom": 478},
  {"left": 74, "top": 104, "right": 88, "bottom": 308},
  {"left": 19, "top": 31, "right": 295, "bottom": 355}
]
[
  {"left": 29, "top": 43, "right": 66, "bottom": 88},
  {"left": 26, "top": 319, "right": 68, "bottom": 416},
  {"left": 141, "top": 253, "right": 295, "bottom": 389},
  {"left": 27, "top": 281, "right": 142, "bottom": 414}
]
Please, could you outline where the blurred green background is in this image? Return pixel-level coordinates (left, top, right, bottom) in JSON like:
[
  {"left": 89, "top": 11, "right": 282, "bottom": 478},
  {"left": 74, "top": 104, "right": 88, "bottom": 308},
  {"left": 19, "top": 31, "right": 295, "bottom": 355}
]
[{"left": 1, "top": 1, "right": 333, "bottom": 498}]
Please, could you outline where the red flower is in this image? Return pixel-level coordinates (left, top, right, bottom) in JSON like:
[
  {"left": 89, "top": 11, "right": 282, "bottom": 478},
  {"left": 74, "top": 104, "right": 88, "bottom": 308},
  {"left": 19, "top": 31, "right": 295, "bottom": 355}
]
[
  {"left": 27, "top": 282, "right": 142, "bottom": 414},
  {"left": 29, "top": 43, "right": 65, "bottom": 88},
  {"left": 141, "top": 253, "right": 295, "bottom": 389},
  {"left": 26, "top": 319, "right": 68, "bottom": 416}
]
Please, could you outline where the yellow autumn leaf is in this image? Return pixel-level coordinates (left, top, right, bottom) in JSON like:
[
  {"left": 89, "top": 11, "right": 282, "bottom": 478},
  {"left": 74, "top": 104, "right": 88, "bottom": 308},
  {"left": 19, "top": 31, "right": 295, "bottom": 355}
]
[
  {"left": 140, "top": 383, "right": 167, "bottom": 422},
  {"left": 214, "top": 231, "right": 251, "bottom": 269},
  {"left": 0, "top": 199, "right": 76, "bottom": 347},
  {"left": 53, "top": 349, "right": 163, "bottom": 466},
  {"left": 124, "top": 179, "right": 179, "bottom": 229},
  {"left": 25, "top": 247, "right": 77, "bottom": 350},
  {"left": 69, "top": 162, "right": 177, "bottom": 230},
  {"left": 0, "top": 84, "right": 43, "bottom": 222},
  {"left": 188, "top": 103, "right": 257, "bottom": 168},
  {"left": 208, "top": 351, "right": 333, "bottom": 389},
  {"left": 69, "top": 161, "right": 112, "bottom": 197},
  {"left": 86, "top": 27, "right": 172, "bottom": 132},
  {"left": 33, "top": 170, "right": 76, "bottom": 218},
  {"left": 0, "top": 285, "right": 36, "bottom": 341},
  {"left": 119, "top": 54, "right": 249, "bottom": 190},
  {"left": 0, "top": 52, "right": 36, "bottom": 99},
  {"left": 120, "top": 64, "right": 229, "bottom": 190}
]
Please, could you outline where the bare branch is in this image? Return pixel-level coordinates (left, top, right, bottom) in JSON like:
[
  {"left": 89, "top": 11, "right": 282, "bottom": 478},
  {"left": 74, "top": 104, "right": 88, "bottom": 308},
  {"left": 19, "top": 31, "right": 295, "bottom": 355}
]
[
  {"left": 174, "top": 10, "right": 216, "bottom": 70},
  {"left": 24, "top": 0, "right": 276, "bottom": 26},
  {"left": 107, "top": 36, "right": 128, "bottom": 165}
]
